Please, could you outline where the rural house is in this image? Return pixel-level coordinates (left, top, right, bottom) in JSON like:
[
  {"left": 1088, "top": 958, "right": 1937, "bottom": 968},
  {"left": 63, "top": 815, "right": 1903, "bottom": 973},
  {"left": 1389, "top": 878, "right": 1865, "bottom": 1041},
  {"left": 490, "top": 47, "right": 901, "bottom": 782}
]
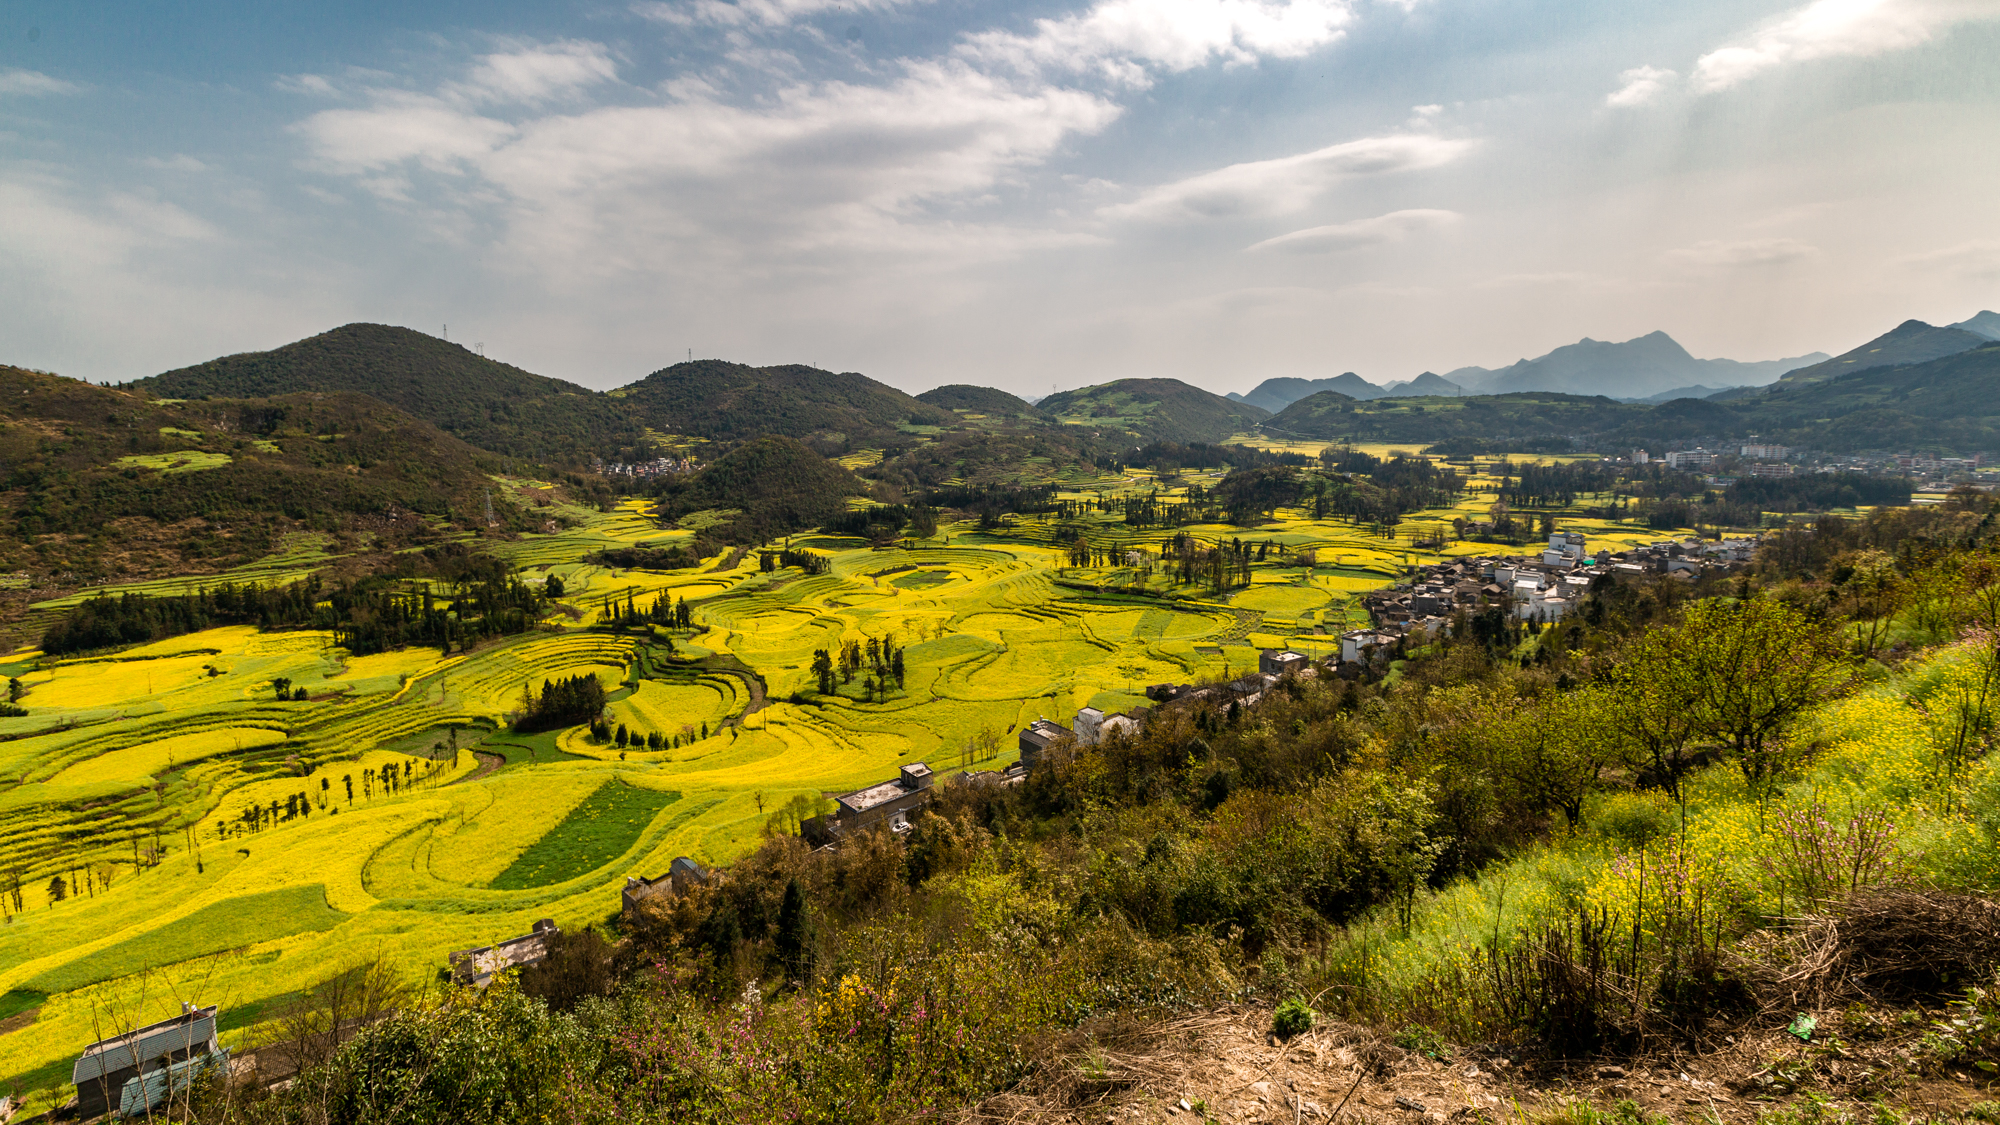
[
  {"left": 447, "top": 919, "right": 559, "bottom": 986},
  {"left": 71, "top": 1003, "right": 226, "bottom": 1121},
  {"left": 1017, "top": 718, "right": 1068, "bottom": 769},
  {"left": 1258, "top": 649, "right": 1308, "bottom": 676},
  {"left": 621, "top": 856, "right": 710, "bottom": 918}
]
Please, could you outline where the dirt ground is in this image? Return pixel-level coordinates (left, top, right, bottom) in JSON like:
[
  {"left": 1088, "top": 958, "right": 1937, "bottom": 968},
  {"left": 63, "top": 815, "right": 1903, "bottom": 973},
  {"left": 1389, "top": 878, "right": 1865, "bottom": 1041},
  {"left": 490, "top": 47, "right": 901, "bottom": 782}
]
[{"left": 963, "top": 1004, "right": 1996, "bottom": 1125}]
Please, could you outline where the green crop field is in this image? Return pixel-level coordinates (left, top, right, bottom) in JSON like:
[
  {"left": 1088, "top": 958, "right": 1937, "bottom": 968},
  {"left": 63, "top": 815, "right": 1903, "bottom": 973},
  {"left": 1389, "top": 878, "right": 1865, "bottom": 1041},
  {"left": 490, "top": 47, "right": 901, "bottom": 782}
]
[
  {"left": 0, "top": 460, "right": 1716, "bottom": 1114},
  {"left": 488, "top": 780, "right": 683, "bottom": 890}
]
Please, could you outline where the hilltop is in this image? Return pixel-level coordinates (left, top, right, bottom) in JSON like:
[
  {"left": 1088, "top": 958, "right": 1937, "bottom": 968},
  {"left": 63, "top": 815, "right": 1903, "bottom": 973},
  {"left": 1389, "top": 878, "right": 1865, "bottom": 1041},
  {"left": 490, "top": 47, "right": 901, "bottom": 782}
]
[
  {"left": 1775, "top": 318, "right": 1990, "bottom": 385},
  {"left": 914, "top": 384, "right": 1046, "bottom": 421},
  {"left": 616, "top": 360, "right": 954, "bottom": 447},
  {"left": 1723, "top": 340, "right": 2000, "bottom": 450},
  {"left": 1039, "top": 377, "right": 1270, "bottom": 444},
  {"left": 1231, "top": 372, "right": 1386, "bottom": 412},
  {"left": 130, "top": 324, "right": 646, "bottom": 464}
]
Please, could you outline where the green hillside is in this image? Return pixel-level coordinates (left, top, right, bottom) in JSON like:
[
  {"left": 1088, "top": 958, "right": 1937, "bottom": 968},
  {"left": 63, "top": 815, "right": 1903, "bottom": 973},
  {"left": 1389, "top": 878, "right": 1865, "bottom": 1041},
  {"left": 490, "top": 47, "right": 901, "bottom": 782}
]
[
  {"left": 1261, "top": 389, "right": 1651, "bottom": 446},
  {"left": 617, "top": 361, "right": 955, "bottom": 445},
  {"left": 914, "top": 384, "right": 1046, "bottom": 421},
  {"left": 1038, "top": 377, "right": 1271, "bottom": 444},
  {"left": 130, "top": 324, "right": 645, "bottom": 464},
  {"left": 1712, "top": 340, "right": 2000, "bottom": 451},
  {"left": 0, "top": 365, "right": 518, "bottom": 584},
  {"left": 1776, "top": 318, "right": 1987, "bottom": 385},
  {"left": 647, "top": 434, "right": 866, "bottom": 543},
  {"left": 1259, "top": 344, "right": 2000, "bottom": 454}
]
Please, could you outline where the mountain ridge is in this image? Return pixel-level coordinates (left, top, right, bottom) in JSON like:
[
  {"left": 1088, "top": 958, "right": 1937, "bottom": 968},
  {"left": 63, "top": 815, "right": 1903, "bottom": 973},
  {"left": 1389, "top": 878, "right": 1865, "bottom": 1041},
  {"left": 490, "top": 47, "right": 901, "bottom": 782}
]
[{"left": 130, "top": 323, "right": 645, "bottom": 464}]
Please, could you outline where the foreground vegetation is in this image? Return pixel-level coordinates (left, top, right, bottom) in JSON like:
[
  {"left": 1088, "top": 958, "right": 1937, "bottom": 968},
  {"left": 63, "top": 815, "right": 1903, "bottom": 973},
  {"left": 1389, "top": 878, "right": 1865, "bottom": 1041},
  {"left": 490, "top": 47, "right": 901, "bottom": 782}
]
[{"left": 161, "top": 503, "right": 2000, "bottom": 1124}]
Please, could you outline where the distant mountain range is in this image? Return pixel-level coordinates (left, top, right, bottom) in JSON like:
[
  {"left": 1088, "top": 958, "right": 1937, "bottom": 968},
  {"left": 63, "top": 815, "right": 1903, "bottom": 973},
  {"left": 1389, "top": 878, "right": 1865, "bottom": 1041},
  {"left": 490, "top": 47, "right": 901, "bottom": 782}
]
[
  {"left": 1255, "top": 312, "right": 2000, "bottom": 455},
  {"left": 1229, "top": 330, "right": 1837, "bottom": 413}
]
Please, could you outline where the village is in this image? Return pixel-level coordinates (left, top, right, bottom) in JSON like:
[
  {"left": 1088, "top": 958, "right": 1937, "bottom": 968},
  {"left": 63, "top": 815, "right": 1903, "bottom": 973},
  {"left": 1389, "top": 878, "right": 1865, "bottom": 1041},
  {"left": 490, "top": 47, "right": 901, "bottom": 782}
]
[{"left": 38, "top": 528, "right": 1760, "bottom": 1123}]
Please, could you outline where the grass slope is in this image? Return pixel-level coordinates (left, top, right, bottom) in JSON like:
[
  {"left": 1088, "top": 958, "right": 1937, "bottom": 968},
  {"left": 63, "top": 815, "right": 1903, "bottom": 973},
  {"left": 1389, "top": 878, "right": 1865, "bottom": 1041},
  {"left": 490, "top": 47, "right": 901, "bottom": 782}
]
[{"left": 22, "top": 884, "right": 346, "bottom": 994}]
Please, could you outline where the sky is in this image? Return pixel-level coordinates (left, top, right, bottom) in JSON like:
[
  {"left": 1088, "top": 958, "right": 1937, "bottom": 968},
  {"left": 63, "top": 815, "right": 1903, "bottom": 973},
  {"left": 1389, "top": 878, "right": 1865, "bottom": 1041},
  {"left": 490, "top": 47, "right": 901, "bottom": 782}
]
[{"left": 2, "top": 0, "right": 1998, "bottom": 398}]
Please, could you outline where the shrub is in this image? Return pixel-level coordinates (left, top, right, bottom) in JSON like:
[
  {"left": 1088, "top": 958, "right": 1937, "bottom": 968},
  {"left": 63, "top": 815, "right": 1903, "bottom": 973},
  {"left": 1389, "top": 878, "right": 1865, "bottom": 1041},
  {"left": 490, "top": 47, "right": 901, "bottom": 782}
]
[
  {"left": 1590, "top": 791, "right": 1678, "bottom": 850},
  {"left": 1272, "top": 997, "right": 1315, "bottom": 1040}
]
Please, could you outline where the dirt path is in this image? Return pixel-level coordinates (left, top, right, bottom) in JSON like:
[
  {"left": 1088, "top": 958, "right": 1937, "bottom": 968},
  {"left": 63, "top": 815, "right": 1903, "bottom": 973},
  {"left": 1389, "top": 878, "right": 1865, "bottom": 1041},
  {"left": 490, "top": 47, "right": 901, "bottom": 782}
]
[{"left": 451, "top": 751, "right": 505, "bottom": 786}]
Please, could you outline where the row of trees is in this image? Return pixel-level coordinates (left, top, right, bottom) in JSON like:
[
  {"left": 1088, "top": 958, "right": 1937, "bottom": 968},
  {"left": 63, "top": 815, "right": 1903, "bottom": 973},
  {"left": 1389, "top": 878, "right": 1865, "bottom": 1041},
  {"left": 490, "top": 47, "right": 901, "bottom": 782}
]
[{"left": 41, "top": 565, "right": 543, "bottom": 658}]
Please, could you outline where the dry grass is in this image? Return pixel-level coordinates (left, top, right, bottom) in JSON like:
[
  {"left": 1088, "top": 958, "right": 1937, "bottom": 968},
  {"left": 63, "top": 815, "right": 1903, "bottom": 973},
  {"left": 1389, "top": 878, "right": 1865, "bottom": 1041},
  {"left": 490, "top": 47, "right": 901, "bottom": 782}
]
[{"left": 1746, "top": 890, "right": 2000, "bottom": 1009}]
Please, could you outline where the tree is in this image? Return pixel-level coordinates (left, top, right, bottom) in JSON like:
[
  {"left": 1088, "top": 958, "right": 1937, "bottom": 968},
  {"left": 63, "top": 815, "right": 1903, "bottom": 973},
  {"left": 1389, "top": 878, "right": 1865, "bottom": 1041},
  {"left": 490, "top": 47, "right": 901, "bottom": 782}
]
[
  {"left": 774, "top": 877, "right": 814, "bottom": 985},
  {"left": 1679, "top": 596, "right": 1851, "bottom": 786},
  {"left": 1493, "top": 685, "right": 1629, "bottom": 829},
  {"left": 47, "top": 874, "right": 67, "bottom": 904},
  {"left": 811, "top": 648, "right": 834, "bottom": 694},
  {"left": 1604, "top": 627, "right": 1708, "bottom": 800},
  {"left": 545, "top": 573, "right": 566, "bottom": 598}
]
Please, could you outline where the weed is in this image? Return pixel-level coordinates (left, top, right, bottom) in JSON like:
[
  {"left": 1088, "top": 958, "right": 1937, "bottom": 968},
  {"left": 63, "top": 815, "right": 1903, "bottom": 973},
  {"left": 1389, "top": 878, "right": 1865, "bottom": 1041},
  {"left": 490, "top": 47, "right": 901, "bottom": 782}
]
[{"left": 1273, "top": 996, "right": 1315, "bottom": 1040}]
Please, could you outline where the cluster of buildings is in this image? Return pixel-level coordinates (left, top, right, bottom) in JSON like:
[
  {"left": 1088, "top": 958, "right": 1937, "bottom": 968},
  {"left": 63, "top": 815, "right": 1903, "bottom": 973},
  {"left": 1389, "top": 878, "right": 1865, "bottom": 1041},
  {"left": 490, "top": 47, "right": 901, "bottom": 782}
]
[
  {"left": 590, "top": 455, "right": 697, "bottom": 479},
  {"left": 1631, "top": 444, "right": 1995, "bottom": 488},
  {"left": 1347, "top": 532, "right": 1758, "bottom": 665}
]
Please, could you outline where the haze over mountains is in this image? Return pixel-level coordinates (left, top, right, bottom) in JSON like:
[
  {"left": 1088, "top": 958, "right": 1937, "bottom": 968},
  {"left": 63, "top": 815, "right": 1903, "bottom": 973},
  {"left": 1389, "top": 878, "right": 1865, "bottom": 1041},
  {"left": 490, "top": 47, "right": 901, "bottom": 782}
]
[
  {"left": 1229, "top": 313, "right": 2000, "bottom": 415},
  {"left": 1230, "top": 331, "right": 1834, "bottom": 413}
]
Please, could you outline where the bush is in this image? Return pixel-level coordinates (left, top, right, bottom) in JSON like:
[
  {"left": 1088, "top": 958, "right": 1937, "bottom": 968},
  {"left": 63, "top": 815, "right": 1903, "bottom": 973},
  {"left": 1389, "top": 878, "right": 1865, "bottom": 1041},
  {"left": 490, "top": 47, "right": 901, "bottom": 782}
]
[
  {"left": 1272, "top": 997, "right": 1315, "bottom": 1040},
  {"left": 1590, "top": 791, "right": 1678, "bottom": 850}
]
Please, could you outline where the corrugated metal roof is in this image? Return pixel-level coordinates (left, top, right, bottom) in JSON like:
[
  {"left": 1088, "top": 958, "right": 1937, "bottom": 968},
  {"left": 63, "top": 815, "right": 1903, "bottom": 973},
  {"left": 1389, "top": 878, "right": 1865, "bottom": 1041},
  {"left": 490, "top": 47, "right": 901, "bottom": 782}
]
[{"left": 72, "top": 1007, "right": 217, "bottom": 1085}]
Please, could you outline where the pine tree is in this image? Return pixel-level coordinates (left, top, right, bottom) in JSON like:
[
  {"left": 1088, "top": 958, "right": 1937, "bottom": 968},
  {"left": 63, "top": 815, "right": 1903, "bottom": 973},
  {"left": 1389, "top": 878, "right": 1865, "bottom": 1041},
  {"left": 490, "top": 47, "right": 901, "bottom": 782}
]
[{"left": 774, "top": 878, "right": 813, "bottom": 984}]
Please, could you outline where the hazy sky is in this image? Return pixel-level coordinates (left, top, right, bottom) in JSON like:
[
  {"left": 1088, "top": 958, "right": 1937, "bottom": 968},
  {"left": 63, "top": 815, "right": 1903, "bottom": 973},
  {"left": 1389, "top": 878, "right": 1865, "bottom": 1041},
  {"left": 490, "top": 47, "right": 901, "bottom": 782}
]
[{"left": 3, "top": 0, "right": 1997, "bottom": 397}]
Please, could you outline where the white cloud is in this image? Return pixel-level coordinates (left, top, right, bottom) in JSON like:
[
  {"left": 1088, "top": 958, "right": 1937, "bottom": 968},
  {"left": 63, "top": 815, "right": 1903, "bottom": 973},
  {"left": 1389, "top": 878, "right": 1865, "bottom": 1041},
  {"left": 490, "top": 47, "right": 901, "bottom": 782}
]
[
  {"left": 140, "top": 154, "right": 210, "bottom": 173},
  {"left": 0, "top": 68, "right": 81, "bottom": 96},
  {"left": 1105, "top": 133, "right": 1473, "bottom": 223},
  {"left": 1692, "top": 0, "right": 2000, "bottom": 94},
  {"left": 1898, "top": 239, "right": 2000, "bottom": 280},
  {"left": 1606, "top": 65, "right": 1675, "bottom": 107},
  {"left": 278, "top": 74, "right": 338, "bottom": 96},
  {"left": 634, "top": 0, "right": 928, "bottom": 30},
  {"left": 299, "top": 93, "right": 519, "bottom": 175},
  {"left": 295, "top": 55, "right": 1121, "bottom": 270},
  {"left": 1665, "top": 238, "right": 1819, "bottom": 267},
  {"left": 1245, "top": 207, "right": 1459, "bottom": 253},
  {"left": 458, "top": 40, "right": 620, "bottom": 104},
  {"left": 958, "top": 0, "right": 1354, "bottom": 86}
]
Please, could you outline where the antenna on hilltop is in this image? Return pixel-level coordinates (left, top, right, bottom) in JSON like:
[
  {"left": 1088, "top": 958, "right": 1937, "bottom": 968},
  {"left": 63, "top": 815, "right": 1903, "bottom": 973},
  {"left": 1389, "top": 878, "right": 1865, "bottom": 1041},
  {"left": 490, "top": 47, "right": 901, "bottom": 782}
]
[{"left": 443, "top": 324, "right": 448, "bottom": 342}]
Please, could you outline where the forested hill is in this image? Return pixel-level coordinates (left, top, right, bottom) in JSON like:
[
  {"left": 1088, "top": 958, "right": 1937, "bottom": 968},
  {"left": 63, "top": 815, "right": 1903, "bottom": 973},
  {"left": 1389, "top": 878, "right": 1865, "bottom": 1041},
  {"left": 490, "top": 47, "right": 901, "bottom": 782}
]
[
  {"left": 914, "top": 384, "right": 1046, "bottom": 421},
  {"left": 645, "top": 435, "right": 867, "bottom": 544},
  {"left": 1038, "top": 377, "right": 1271, "bottom": 444},
  {"left": 1774, "top": 318, "right": 1989, "bottom": 385},
  {"left": 616, "top": 360, "right": 955, "bottom": 445},
  {"left": 130, "top": 324, "right": 647, "bottom": 464},
  {"left": 0, "top": 365, "right": 516, "bottom": 581}
]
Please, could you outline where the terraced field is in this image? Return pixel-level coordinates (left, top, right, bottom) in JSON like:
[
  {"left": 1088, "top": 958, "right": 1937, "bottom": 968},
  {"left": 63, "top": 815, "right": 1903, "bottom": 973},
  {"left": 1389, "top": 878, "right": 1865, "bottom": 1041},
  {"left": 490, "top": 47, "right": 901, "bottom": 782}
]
[{"left": 0, "top": 462, "right": 1704, "bottom": 1113}]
